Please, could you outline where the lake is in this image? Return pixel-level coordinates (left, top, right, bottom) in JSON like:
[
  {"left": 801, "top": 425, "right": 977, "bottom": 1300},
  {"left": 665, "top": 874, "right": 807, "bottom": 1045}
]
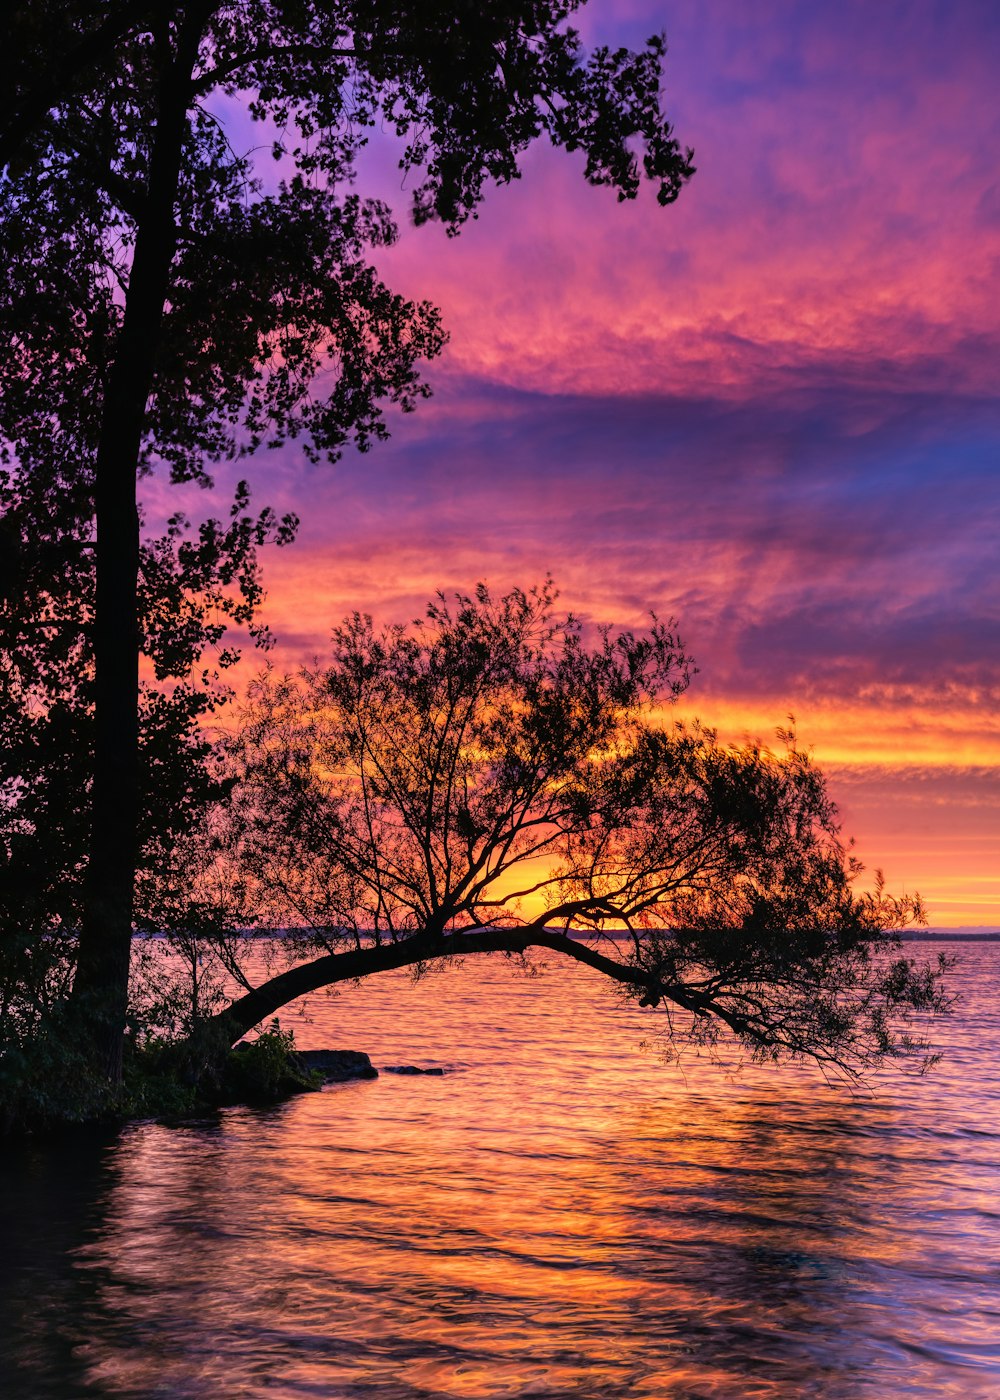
[{"left": 2, "top": 940, "right": 999, "bottom": 1398}]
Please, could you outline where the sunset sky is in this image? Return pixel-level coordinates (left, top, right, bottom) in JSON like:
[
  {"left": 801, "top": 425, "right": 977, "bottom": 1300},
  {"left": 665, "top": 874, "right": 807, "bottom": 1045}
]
[{"left": 194, "top": 0, "right": 998, "bottom": 926}]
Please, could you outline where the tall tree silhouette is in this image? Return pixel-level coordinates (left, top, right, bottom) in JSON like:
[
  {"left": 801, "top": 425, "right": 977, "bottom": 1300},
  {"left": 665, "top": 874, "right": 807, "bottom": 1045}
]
[{"left": 0, "top": 2, "right": 695, "bottom": 1081}]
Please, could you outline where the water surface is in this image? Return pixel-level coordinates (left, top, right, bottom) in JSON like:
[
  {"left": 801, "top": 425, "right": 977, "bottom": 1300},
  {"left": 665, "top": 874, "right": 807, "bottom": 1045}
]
[{"left": 2, "top": 941, "right": 999, "bottom": 1398}]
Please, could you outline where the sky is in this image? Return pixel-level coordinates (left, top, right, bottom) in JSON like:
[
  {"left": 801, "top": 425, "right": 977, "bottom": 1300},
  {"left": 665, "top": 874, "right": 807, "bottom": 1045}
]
[{"left": 206, "top": 0, "right": 999, "bottom": 926}]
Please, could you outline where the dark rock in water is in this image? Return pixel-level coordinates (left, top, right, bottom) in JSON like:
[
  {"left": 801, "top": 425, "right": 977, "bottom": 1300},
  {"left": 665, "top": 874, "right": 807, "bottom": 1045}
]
[
  {"left": 295, "top": 1049, "right": 378, "bottom": 1082},
  {"left": 384, "top": 1065, "right": 445, "bottom": 1076}
]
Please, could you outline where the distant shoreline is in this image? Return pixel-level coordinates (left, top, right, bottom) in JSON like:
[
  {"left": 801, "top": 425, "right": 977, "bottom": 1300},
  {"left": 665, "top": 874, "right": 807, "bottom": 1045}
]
[{"left": 899, "top": 931, "right": 1000, "bottom": 942}]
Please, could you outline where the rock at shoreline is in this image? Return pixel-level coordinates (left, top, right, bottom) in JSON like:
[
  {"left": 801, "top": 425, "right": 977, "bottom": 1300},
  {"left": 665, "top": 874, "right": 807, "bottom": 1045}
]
[
  {"left": 295, "top": 1050, "right": 378, "bottom": 1082},
  {"left": 384, "top": 1065, "right": 445, "bottom": 1076}
]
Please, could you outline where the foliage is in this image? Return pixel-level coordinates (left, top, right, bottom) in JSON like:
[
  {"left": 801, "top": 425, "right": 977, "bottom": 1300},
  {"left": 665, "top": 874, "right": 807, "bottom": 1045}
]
[
  {"left": 225, "top": 579, "right": 691, "bottom": 943},
  {"left": 191, "top": 582, "right": 947, "bottom": 1080},
  {"left": 220, "top": 1022, "right": 318, "bottom": 1103},
  {"left": 0, "top": 1012, "right": 317, "bottom": 1136},
  {"left": 124, "top": 1019, "right": 318, "bottom": 1118},
  {"left": 0, "top": 1017, "right": 115, "bottom": 1136}
]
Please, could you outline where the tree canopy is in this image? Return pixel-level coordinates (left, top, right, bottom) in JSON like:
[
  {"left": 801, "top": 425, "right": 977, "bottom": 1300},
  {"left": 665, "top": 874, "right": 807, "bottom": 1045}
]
[
  {"left": 0, "top": 1, "right": 695, "bottom": 1081},
  {"left": 185, "top": 583, "right": 945, "bottom": 1080}
]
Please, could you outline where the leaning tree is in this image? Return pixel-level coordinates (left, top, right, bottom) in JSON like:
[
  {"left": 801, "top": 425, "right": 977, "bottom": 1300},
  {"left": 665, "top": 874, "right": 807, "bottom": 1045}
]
[
  {"left": 0, "top": 1, "right": 695, "bottom": 1081},
  {"left": 177, "top": 583, "right": 945, "bottom": 1081}
]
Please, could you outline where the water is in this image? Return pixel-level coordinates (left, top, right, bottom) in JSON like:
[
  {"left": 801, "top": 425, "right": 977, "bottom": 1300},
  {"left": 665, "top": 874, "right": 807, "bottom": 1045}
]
[{"left": 2, "top": 941, "right": 999, "bottom": 1399}]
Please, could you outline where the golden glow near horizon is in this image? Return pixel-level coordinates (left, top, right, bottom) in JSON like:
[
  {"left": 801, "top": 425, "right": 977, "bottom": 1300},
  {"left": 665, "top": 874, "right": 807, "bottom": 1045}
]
[
  {"left": 668, "top": 695, "right": 1000, "bottom": 770},
  {"left": 667, "top": 697, "right": 997, "bottom": 928},
  {"left": 229, "top": 574, "right": 998, "bottom": 930}
]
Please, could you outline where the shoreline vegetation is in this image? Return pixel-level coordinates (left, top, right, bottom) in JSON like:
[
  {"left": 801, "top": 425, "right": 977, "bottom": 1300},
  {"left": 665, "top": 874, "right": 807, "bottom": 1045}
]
[
  {"left": 2, "top": 1025, "right": 381, "bottom": 1140},
  {"left": 11, "top": 1031, "right": 447, "bottom": 1141},
  {"left": 3, "top": 926, "right": 965, "bottom": 1142}
]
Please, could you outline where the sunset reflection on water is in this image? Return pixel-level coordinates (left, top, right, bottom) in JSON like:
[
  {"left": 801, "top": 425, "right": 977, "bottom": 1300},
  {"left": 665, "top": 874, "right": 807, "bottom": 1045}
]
[{"left": 2, "top": 943, "right": 999, "bottom": 1399}]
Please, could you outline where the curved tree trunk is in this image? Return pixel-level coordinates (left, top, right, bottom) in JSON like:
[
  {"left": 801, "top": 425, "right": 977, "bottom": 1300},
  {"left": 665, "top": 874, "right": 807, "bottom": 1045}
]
[{"left": 207, "top": 927, "right": 699, "bottom": 1046}]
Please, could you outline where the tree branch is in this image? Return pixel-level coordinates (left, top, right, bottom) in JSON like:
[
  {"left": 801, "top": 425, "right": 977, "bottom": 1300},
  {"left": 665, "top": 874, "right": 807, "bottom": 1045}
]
[
  {"left": 191, "top": 43, "right": 362, "bottom": 95},
  {"left": 205, "top": 924, "right": 705, "bottom": 1044}
]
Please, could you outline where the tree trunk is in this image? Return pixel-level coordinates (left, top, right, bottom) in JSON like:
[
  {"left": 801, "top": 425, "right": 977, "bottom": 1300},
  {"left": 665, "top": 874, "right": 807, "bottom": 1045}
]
[
  {"left": 207, "top": 928, "right": 684, "bottom": 1046},
  {"left": 71, "top": 20, "right": 200, "bottom": 1084}
]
